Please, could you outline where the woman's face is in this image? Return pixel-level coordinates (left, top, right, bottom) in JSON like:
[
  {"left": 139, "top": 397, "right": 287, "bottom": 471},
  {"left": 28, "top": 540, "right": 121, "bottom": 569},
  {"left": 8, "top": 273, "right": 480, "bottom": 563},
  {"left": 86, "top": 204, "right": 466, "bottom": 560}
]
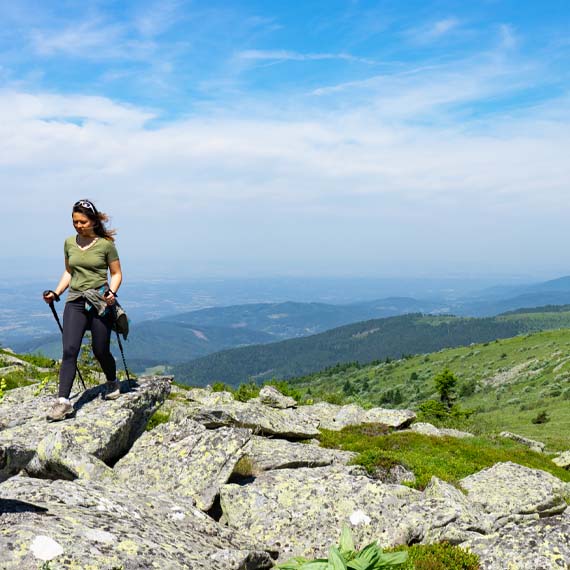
[{"left": 72, "top": 212, "right": 95, "bottom": 235}]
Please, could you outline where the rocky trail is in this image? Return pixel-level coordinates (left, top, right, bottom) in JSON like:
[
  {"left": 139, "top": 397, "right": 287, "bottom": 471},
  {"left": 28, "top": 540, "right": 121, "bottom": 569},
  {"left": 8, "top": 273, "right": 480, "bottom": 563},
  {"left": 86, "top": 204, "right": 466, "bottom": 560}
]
[{"left": 1, "top": 380, "right": 569, "bottom": 569}]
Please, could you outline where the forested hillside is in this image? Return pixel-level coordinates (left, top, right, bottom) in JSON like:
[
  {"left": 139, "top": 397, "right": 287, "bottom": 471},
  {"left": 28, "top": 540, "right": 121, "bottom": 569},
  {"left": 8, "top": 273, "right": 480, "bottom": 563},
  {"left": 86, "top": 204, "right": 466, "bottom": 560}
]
[{"left": 172, "top": 308, "right": 570, "bottom": 386}]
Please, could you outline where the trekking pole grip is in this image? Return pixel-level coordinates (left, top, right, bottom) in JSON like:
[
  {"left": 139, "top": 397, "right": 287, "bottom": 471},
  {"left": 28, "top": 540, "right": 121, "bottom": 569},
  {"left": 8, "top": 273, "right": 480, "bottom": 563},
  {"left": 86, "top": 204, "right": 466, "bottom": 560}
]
[{"left": 43, "top": 290, "right": 60, "bottom": 302}]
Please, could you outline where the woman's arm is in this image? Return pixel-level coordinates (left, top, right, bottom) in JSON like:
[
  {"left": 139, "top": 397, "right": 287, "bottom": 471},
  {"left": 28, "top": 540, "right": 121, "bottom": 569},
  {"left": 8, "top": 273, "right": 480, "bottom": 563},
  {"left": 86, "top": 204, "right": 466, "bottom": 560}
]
[
  {"left": 106, "top": 259, "right": 123, "bottom": 305},
  {"left": 43, "top": 260, "right": 72, "bottom": 303}
]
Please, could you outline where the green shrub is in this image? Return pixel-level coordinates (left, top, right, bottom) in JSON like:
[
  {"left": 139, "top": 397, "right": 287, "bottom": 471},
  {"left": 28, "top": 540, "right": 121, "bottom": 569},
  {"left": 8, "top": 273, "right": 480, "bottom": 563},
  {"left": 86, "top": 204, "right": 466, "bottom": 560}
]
[
  {"left": 394, "top": 542, "right": 480, "bottom": 570},
  {"left": 234, "top": 381, "right": 260, "bottom": 402},
  {"left": 211, "top": 381, "right": 233, "bottom": 392},
  {"left": 531, "top": 410, "right": 550, "bottom": 424}
]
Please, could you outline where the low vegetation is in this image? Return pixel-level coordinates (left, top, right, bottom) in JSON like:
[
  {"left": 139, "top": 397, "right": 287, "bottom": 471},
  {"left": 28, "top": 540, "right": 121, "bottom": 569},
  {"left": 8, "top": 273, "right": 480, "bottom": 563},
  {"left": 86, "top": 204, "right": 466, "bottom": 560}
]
[
  {"left": 319, "top": 425, "right": 570, "bottom": 490},
  {"left": 276, "top": 525, "right": 479, "bottom": 570}
]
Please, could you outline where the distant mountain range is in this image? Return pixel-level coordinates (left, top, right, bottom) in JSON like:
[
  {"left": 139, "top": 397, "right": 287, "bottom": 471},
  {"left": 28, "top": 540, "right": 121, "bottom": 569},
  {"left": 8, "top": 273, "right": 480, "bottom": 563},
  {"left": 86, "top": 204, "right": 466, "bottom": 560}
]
[
  {"left": 10, "top": 276, "right": 570, "bottom": 373},
  {"left": 171, "top": 307, "right": 570, "bottom": 386}
]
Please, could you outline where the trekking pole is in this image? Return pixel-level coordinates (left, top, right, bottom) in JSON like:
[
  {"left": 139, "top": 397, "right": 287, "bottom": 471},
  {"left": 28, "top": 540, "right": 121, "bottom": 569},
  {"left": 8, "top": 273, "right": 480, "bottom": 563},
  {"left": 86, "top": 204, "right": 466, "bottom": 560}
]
[
  {"left": 106, "top": 298, "right": 134, "bottom": 391},
  {"left": 43, "top": 290, "right": 87, "bottom": 391},
  {"left": 114, "top": 328, "right": 134, "bottom": 390}
]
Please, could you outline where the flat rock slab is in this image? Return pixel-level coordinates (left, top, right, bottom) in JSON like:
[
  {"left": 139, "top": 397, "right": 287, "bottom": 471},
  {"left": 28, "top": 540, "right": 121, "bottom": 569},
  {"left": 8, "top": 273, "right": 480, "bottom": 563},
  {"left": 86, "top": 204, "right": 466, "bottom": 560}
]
[
  {"left": 464, "top": 510, "right": 570, "bottom": 570},
  {"left": 114, "top": 418, "right": 251, "bottom": 511},
  {"left": 220, "top": 465, "right": 420, "bottom": 560},
  {"left": 300, "top": 403, "right": 415, "bottom": 431},
  {"left": 552, "top": 451, "right": 570, "bottom": 469},
  {"left": 500, "top": 431, "right": 545, "bottom": 453},
  {"left": 245, "top": 436, "right": 356, "bottom": 472},
  {"left": 185, "top": 400, "right": 320, "bottom": 439},
  {"left": 0, "top": 476, "right": 274, "bottom": 570},
  {"left": 410, "top": 422, "right": 474, "bottom": 438},
  {"left": 0, "top": 376, "right": 171, "bottom": 482},
  {"left": 460, "top": 462, "right": 568, "bottom": 525}
]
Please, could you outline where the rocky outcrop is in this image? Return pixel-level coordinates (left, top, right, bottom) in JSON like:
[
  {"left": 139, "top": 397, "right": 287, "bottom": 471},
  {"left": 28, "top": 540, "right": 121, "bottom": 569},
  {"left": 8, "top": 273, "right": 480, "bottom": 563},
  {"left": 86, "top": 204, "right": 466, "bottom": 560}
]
[
  {"left": 301, "top": 402, "right": 416, "bottom": 430},
  {"left": 243, "top": 435, "right": 356, "bottom": 472},
  {"left": 0, "top": 476, "right": 274, "bottom": 569},
  {"left": 253, "top": 385, "right": 297, "bottom": 409},
  {"left": 410, "top": 422, "right": 474, "bottom": 438},
  {"left": 181, "top": 399, "right": 321, "bottom": 439},
  {"left": 114, "top": 418, "right": 251, "bottom": 510},
  {"left": 220, "top": 465, "right": 420, "bottom": 560},
  {"left": 0, "top": 376, "right": 171, "bottom": 482},
  {"left": 2, "top": 381, "right": 570, "bottom": 569},
  {"left": 499, "top": 431, "right": 545, "bottom": 453},
  {"left": 464, "top": 510, "right": 570, "bottom": 570},
  {"left": 460, "top": 462, "right": 568, "bottom": 524}
]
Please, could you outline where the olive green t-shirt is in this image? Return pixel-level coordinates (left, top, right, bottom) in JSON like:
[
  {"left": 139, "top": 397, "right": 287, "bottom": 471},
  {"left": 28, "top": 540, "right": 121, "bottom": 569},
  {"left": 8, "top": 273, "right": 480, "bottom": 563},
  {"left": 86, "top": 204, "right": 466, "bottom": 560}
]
[{"left": 64, "top": 236, "right": 119, "bottom": 291}]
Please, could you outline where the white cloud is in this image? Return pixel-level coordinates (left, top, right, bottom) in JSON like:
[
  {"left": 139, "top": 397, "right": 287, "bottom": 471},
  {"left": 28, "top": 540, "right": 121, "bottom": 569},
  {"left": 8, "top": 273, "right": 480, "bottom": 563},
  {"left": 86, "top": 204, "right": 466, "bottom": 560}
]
[
  {"left": 405, "top": 17, "right": 461, "bottom": 44},
  {"left": 237, "top": 49, "right": 376, "bottom": 65},
  {"left": 499, "top": 24, "right": 517, "bottom": 50}
]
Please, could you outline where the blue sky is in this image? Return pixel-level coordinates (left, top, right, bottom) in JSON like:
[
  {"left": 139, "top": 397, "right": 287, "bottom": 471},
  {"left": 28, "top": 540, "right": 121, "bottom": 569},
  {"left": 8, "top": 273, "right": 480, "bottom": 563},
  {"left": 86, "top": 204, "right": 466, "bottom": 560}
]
[{"left": 1, "top": 1, "right": 570, "bottom": 280}]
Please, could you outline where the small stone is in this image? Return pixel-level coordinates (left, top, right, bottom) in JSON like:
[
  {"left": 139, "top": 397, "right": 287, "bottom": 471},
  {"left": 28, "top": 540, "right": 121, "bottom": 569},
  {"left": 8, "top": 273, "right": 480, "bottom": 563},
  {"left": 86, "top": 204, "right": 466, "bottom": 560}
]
[{"left": 30, "top": 535, "right": 64, "bottom": 561}]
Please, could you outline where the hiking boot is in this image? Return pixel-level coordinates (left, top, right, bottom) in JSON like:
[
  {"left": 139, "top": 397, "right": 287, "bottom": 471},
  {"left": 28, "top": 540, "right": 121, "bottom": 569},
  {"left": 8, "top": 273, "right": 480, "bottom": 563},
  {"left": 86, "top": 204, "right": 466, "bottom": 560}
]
[
  {"left": 46, "top": 401, "right": 74, "bottom": 422},
  {"left": 104, "top": 380, "right": 121, "bottom": 400}
]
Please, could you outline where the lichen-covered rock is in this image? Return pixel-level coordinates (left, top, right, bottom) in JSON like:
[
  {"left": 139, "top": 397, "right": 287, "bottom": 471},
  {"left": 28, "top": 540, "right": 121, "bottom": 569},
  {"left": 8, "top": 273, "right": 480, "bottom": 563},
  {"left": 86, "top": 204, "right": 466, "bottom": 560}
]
[
  {"left": 552, "top": 451, "right": 570, "bottom": 469},
  {"left": 114, "top": 418, "right": 251, "bottom": 510},
  {"left": 183, "top": 400, "right": 320, "bottom": 439},
  {"left": 26, "top": 430, "right": 116, "bottom": 481},
  {"left": 0, "top": 376, "right": 171, "bottom": 482},
  {"left": 500, "top": 431, "right": 545, "bottom": 453},
  {"left": 401, "top": 477, "right": 491, "bottom": 544},
  {"left": 460, "top": 462, "right": 568, "bottom": 526},
  {"left": 243, "top": 436, "right": 356, "bottom": 472},
  {"left": 220, "top": 465, "right": 420, "bottom": 560},
  {"left": 0, "top": 476, "right": 274, "bottom": 569},
  {"left": 186, "top": 387, "right": 235, "bottom": 405},
  {"left": 254, "top": 386, "right": 296, "bottom": 409},
  {"left": 299, "top": 402, "right": 415, "bottom": 431},
  {"left": 410, "top": 422, "right": 474, "bottom": 438},
  {"left": 463, "top": 509, "right": 570, "bottom": 570},
  {"left": 362, "top": 408, "right": 416, "bottom": 429}
]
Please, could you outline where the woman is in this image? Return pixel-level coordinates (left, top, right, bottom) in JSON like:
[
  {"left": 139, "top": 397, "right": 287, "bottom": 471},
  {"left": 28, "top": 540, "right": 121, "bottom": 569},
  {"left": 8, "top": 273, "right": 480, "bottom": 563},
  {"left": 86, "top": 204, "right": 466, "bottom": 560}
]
[{"left": 43, "top": 199, "right": 123, "bottom": 421}]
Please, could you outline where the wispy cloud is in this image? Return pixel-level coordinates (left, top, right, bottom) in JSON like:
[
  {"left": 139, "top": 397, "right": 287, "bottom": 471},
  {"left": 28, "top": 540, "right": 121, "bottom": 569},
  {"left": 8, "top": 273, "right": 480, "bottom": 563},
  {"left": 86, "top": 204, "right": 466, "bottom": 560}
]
[
  {"left": 237, "top": 49, "right": 376, "bottom": 65},
  {"left": 405, "top": 17, "right": 461, "bottom": 44}
]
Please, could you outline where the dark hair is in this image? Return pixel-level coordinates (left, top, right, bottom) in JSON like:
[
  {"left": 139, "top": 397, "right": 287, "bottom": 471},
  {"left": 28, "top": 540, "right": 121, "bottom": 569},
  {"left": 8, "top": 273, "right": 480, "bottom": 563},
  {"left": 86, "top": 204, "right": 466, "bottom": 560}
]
[{"left": 72, "top": 199, "right": 116, "bottom": 241}]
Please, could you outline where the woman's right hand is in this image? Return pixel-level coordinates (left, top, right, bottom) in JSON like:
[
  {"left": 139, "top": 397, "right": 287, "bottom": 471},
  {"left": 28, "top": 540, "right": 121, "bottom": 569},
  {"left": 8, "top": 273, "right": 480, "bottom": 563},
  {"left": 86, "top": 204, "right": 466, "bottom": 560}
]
[{"left": 43, "top": 291, "right": 56, "bottom": 304}]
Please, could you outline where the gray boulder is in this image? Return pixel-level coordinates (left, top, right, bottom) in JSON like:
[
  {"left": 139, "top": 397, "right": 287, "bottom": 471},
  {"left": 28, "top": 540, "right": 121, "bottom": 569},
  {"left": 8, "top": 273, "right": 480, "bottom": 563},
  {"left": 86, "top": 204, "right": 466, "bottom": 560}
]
[
  {"left": 0, "top": 376, "right": 171, "bottom": 482},
  {"left": 186, "top": 388, "right": 235, "bottom": 405},
  {"left": 460, "top": 462, "right": 568, "bottom": 526},
  {"left": 26, "top": 430, "right": 116, "bottom": 481},
  {"left": 0, "top": 475, "right": 274, "bottom": 569},
  {"left": 183, "top": 400, "right": 320, "bottom": 439},
  {"left": 114, "top": 418, "right": 251, "bottom": 511},
  {"left": 552, "top": 451, "right": 570, "bottom": 469},
  {"left": 220, "top": 465, "right": 420, "bottom": 560},
  {"left": 243, "top": 436, "right": 356, "bottom": 473},
  {"left": 300, "top": 402, "right": 415, "bottom": 431},
  {"left": 500, "top": 431, "right": 545, "bottom": 453},
  {"left": 410, "top": 422, "right": 474, "bottom": 438},
  {"left": 254, "top": 386, "right": 296, "bottom": 409},
  {"left": 464, "top": 509, "right": 570, "bottom": 570}
]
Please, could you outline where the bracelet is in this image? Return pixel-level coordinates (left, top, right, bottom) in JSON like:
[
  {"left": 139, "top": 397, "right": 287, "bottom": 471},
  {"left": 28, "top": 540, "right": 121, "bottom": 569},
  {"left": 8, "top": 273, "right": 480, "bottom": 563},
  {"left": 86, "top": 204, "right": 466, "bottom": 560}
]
[{"left": 108, "top": 289, "right": 118, "bottom": 297}]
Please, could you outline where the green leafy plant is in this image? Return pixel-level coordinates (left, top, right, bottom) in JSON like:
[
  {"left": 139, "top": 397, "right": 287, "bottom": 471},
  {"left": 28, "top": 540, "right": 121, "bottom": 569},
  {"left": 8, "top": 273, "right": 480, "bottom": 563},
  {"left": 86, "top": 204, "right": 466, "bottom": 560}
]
[
  {"left": 0, "top": 377, "right": 6, "bottom": 403},
  {"left": 33, "top": 375, "right": 53, "bottom": 397},
  {"left": 276, "top": 525, "right": 407, "bottom": 569}
]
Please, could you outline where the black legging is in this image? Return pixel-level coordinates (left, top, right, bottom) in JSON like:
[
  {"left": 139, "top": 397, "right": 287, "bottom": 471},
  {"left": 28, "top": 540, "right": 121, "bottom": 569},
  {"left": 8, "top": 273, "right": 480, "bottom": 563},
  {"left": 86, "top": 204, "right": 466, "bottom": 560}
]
[{"left": 59, "top": 298, "right": 116, "bottom": 398}]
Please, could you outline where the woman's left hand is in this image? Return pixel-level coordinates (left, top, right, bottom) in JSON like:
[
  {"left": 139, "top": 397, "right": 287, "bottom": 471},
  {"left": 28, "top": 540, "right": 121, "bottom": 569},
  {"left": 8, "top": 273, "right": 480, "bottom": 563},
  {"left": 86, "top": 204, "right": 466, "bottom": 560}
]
[{"left": 104, "top": 292, "right": 116, "bottom": 306}]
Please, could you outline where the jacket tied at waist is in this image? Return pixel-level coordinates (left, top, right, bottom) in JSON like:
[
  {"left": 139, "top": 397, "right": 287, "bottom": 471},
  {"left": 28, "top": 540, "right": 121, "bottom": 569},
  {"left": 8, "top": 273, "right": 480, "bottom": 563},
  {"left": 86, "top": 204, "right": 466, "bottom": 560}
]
[{"left": 67, "top": 287, "right": 129, "bottom": 339}]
